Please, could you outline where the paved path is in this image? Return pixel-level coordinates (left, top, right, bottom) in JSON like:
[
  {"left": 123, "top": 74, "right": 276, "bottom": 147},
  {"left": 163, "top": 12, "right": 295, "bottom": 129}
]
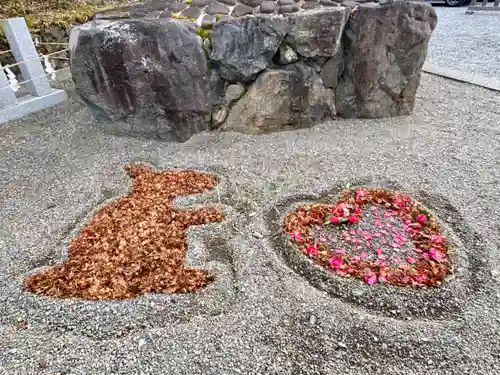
[{"left": 427, "top": 6, "right": 500, "bottom": 79}]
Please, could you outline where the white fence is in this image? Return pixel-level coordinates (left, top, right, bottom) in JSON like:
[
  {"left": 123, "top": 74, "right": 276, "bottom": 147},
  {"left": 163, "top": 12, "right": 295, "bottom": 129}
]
[{"left": 0, "top": 17, "right": 68, "bottom": 124}]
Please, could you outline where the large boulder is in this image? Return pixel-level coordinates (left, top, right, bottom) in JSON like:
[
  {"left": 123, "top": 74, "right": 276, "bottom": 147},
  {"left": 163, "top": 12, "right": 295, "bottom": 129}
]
[
  {"left": 221, "top": 63, "right": 335, "bottom": 134},
  {"left": 336, "top": 1, "right": 437, "bottom": 118},
  {"left": 70, "top": 18, "right": 212, "bottom": 142},
  {"left": 285, "top": 7, "right": 350, "bottom": 58},
  {"left": 210, "top": 15, "right": 288, "bottom": 83}
]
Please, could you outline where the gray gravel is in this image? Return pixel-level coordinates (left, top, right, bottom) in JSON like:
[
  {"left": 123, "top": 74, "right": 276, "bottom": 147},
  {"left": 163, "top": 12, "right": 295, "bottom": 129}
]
[
  {"left": 1, "top": 73, "right": 500, "bottom": 374},
  {"left": 427, "top": 6, "right": 500, "bottom": 79}
]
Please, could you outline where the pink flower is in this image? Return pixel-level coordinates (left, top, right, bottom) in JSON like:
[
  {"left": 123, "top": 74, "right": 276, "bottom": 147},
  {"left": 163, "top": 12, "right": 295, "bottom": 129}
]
[
  {"left": 334, "top": 249, "right": 346, "bottom": 255},
  {"left": 348, "top": 216, "right": 358, "bottom": 224},
  {"left": 373, "top": 232, "right": 382, "bottom": 238},
  {"left": 376, "top": 248, "right": 383, "bottom": 257},
  {"left": 305, "top": 245, "right": 318, "bottom": 257},
  {"left": 393, "top": 195, "right": 408, "bottom": 208},
  {"left": 384, "top": 210, "right": 399, "bottom": 217},
  {"left": 290, "top": 232, "right": 302, "bottom": 241},
  {"left": 329, "top": 256, "right": 343, "bottom": 270},
  {"left": 355, "top": 189, "right": 367, "bottom": 199},
  {"left": 360, "top": 252, "right": 368, "bottom": 259},
  {"left": 354, "top": 207, "right": 362, "bottom": 215},
  {"left": 416, "top": 214, "right": 428, "bottom": 224},
  {"left": 431, "top": 234, "right": 446, "bottom": 244},
  {"left": 405, "top": 255, "right": 416, "bottom": 264},
  {"left": 389, "top": 256, "right": 400, "bottom": 264},
  {"left": 378, "top": 276, "right": 387, "bottom": 283},
  {"left": 330, "top": 216, "right": 340, "bottom": 225},
  {"left": 413, "top": 274, "right": 429, "bottom": 284},
  {"left": 364, "top": 272, "right": 377, "bottom": 285},
  {"left": 428, "top": 247, "right": 445, "bottom": 261}
]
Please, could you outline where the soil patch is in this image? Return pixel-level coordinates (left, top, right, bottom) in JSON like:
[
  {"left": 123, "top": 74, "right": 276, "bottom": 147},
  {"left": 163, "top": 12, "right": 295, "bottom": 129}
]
[{"left": 24, "top": 164, "right": 224, "bottom": 300}]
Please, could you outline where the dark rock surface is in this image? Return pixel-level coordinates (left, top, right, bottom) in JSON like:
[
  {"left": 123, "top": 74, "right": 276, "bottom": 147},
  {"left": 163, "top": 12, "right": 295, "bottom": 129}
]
[
  {"left": 210, "top": 16, "right": 288, "bottom": 83},
  {"left": 286, "top": 7, "right": 350, "bottom": 58},
  {"left": 222, "top": 63, "right": 334, "bottom": 134},
  {"left": 336, "top": 1, "right": 437, "bottom": 118},
  {"left": 70, "top": 19, "right": 212, "bottom": 141}
]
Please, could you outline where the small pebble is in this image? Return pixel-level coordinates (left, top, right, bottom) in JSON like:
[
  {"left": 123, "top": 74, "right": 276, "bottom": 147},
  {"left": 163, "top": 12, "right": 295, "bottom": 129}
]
[
  {"left": 309, "top": 315, "right": 317, "bottom": 325},
  {"left": 181, "top": 6, "right": 202, "bottom": 18},
  {"left": 319, "top": 0, "right": 340, "bottom": 5},
  {"left": 252, "top": 232, "right": 263, "bottom": 239},
  {"left": 279, "top": 4, "right": 299, "bottom": 12},
  {"left": 202, "top": 15, "right": 215, "bottom": 27},
  {"left": 278, "top": 0, "right": 295, "bottom": 5},
  {"left": 240, "top": 0, "right": 264, "bottom": 7},
  {"left": 192, "top": 0, "right": 214, "bottom": 6},
  {"left": 217, "top": 14, "right": 233, "bottom": 21},
  {"left": 206, "top": 2, "right": 231, "bottom": 14},
  {"left": 301, "top": 1, "right": 320, "bottom": 8},
  {"left": 260, "top": 0, "right": 279, "bottom": 12},
  {"left": 231, "top": 4, "right": 254, "bottom": 16}
]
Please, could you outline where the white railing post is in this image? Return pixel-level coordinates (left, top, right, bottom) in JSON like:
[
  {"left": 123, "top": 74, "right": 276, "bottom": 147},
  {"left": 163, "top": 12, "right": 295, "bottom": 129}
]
[
  {"left": 0, "top": 63, "right": 18, "bottom": 109},
  {"left": 1, "top": 17, "right": 52, "bottom": 97}
]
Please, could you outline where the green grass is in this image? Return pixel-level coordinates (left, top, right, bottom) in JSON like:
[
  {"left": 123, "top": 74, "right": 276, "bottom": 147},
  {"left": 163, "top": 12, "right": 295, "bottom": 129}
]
[{"left": 0, "top": 0, "right": 124, "bottom": 42}]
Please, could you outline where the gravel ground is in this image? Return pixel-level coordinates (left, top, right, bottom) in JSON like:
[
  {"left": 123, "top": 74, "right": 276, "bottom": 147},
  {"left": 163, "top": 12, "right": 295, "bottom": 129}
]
[
  {"left": 1, "top": 73, "right": 500, "bottom": 374},
  {"left": 427, "top": 6, "right": 500, "bottom": 79}
]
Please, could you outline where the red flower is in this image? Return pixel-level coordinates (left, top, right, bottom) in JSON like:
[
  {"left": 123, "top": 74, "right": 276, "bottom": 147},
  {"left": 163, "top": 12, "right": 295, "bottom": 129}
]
[
  {"left": 405, "top": 255, "right": 416, "bottom": 264},
  {"left": 354, "top": 207, "right": 362, "bottom": 215},
  {"left": 393, "top": 195, "right": 408, "bottom": 208},
  {"left": 347, "top": 216, "right": 358, "bottom": 224},
  {"left": 364, "top": 272, "right": 377, "bottom": 285},
  {"left": 413, "top": 273, "right": 428, "bottom": 284},
  {"left": 416, "top": 213, "right": 427, "bottom": 224},
  {"left": 290, "top": 232, "right": 302, "bottom": 241},
  {"left": 305, "top": 245, "right": 318, "bottom": 257},
  {"left": 431, "top": 234, "right": 446, "bottom": 244},
  {"left": 428, "top": 247, "right": 445, "bottom": 261},
  {"left": 330, "top": 216, "right": 340, "bottom": 225},
  {"left": 329, "top": 257, "right": 343, "bottom": 270}
]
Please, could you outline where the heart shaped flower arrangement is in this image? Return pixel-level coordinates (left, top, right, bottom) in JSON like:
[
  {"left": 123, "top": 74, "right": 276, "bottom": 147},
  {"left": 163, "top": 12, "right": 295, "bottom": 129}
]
[{"left": 283, "top": 188, "right": 452, "bottom": 287}]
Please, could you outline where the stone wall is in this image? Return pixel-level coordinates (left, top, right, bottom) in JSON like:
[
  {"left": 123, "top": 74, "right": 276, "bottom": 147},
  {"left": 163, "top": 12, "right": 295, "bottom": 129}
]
[{"left": 70, "top": 0, "right": 437, "bottom": 142}]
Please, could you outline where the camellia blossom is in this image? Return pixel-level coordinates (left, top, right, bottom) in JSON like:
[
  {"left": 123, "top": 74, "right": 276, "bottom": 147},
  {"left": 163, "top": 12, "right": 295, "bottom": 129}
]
[
  {"left": 305, "top": 245, "right": 318, "bottom": 257},
  {"left": 413, "top": 273, "right": 429, "bottom": 284},
  {"left": 428, "top": 247, "right": 445, "bottom": 261},
  {"left": 329, "top": 256, "right": 343, "bottom": 270},
  {"left": 330, "top": 216, "right": 341, "bottom": 225},
  {"left": 416, "top": 213, "right": 428, "bottom": 224},
  {"left": 364, "top": 272, "right": 377, "bottom": 285},
  {"left": 355, "top": 189, "right": 367, "bottom": 199},
  {"left": 393, "top": 195, "right": 408, "bottom": 208},
  {"left": 431, "top": 234, "right": 446, "bottom": 244},
  {"left": 347, "top": 215, "right": 358, "bottom": 224},
  {"left": 405, "top": 255, "right": 416, "bottom": 264}
]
